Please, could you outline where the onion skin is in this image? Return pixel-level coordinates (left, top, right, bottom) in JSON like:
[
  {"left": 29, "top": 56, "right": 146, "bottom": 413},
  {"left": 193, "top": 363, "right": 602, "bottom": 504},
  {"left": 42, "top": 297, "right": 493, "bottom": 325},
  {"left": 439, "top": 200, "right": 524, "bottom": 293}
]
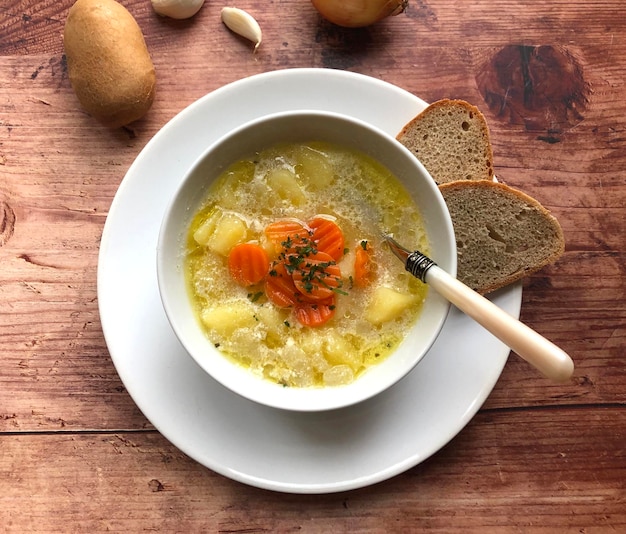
[{"left": 311, "top": 0, "right": 408, "bottom": 28}]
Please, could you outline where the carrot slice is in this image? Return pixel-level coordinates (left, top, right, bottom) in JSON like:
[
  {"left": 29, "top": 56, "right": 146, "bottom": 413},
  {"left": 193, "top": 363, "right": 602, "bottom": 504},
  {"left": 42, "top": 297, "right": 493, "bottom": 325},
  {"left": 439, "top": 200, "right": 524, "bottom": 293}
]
[
  {"left": 264, "top": 219, "right": 310, "bottom": 250},
  {"left": 291, "top": 250, "right": 343, "bottom": 301},
  {"left": 294, "top": 296, "right": 336, "bottom": 327},
  {"left": 228, "top": 242, "right": 270, "bottom": 286},
  {"left": 308, "top": 216, "right": 345, "bottom": 261},
  {"left": 265, "top": 262, "right": 300, "bottom": 307},
  {"left": 258, "top": 217, "right": 348, "bottom": 326},
  {"left": 354, "top": 240, "right": 373, "bottom": 287}
]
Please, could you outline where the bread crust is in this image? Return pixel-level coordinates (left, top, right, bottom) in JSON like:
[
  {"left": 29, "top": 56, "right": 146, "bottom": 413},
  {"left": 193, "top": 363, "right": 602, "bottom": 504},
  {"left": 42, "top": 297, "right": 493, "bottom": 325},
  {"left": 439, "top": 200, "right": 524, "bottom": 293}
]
[{"left": 439, "top": 180, "right": 565, "bottom": 294}]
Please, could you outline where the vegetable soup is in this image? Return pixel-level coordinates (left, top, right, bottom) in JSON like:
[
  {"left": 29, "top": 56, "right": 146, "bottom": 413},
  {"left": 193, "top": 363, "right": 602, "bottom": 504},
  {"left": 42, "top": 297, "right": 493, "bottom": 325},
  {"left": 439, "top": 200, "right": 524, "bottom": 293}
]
[{"left": 185, "top": 141, "right": 430, "bottom": 388}]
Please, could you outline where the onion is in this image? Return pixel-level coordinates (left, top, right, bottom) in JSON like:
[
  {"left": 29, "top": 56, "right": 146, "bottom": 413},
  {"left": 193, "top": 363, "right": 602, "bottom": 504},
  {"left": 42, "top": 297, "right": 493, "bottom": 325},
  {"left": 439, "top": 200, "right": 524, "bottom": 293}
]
[{"left": 311, "top": 0, "right": 408, "bottom": 28}]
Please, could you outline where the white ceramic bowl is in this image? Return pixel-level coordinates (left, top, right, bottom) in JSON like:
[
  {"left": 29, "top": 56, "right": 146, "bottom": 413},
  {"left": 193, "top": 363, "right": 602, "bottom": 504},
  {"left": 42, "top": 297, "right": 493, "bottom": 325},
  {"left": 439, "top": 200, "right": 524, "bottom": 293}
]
[{"left": 157, "top": 110, "right": 456, "bottom": 412}]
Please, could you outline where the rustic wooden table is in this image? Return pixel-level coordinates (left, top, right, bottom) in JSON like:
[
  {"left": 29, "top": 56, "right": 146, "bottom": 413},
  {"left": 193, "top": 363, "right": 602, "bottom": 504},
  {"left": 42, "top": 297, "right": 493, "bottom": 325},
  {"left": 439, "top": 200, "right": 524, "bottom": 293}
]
[{"left": 1, "top": 0, "right": 624, "bottom": 531}]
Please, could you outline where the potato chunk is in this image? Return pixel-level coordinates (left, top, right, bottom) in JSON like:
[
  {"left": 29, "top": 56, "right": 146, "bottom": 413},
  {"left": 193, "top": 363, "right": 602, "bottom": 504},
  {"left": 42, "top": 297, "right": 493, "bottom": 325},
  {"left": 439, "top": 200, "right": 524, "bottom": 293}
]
[
  {"left": 194, "top": 208, "right": 248, "bottom": 254},
  {"left": 266, "top": 167, "right": 305, "bottom": 205},
  {"left": 323, "top": 365, "right": 354, "bottom": 386},
  {"left": 293, "top": 146, "right": 334, "bottom": 190},
  {"left": 255, "top": 304, "right": 288, "bottom": 343},
  {"left": 322, "top": 331, "right": 363, "bottom": 371},
  {"left": 215, "top": 161, "right": 255, "bottom": 209},
  {"left": 200, "top": 301, "right": 258, "bottom": 337},
  {"left": 193, "top": 208, "right": 221, "bottom": 246},
  {"left": 207, "top": 212, "right": 248, "bottom": 256},
  {"left": 365, "top": 287, "right": 418, "bottom": 325}
]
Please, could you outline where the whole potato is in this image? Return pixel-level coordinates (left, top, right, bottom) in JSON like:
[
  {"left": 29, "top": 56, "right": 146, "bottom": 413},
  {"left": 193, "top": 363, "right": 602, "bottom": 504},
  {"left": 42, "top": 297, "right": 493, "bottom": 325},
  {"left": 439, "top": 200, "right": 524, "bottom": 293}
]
[{"left": 64, "top": 0, "right": 156, "bottom": 128}]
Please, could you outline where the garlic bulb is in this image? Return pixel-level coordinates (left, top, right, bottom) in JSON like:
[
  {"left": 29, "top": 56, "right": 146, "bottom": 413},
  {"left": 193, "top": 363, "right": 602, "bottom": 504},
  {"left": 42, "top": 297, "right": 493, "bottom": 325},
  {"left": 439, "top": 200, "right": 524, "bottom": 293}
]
[
  {"left": 311, "top": 0, "right": 408, "bottom": 28},
  {"left": 151, "top": 0, "right": 205, "bottom": 19}
]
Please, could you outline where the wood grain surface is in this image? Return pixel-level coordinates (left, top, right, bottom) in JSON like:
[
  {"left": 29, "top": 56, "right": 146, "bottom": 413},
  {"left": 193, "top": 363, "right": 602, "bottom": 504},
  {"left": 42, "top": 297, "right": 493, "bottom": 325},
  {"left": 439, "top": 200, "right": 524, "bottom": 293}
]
[{"left": 1, "top": 0, "right": 624, "bottom": 531}]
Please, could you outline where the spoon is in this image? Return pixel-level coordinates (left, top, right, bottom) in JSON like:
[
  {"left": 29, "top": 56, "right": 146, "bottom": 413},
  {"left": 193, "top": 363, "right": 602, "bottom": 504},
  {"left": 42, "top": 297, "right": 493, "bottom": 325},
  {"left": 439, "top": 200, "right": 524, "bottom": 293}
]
[{"left": 382, "top": 234, "right": 574, "bottom": 382}]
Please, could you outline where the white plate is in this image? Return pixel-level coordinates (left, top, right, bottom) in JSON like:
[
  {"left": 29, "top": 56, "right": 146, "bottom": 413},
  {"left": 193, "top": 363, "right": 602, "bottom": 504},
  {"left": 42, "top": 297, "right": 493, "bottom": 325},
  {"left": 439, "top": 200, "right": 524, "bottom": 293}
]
[{"left": 97, "top": 68, "right": 520, "bottom": 494}]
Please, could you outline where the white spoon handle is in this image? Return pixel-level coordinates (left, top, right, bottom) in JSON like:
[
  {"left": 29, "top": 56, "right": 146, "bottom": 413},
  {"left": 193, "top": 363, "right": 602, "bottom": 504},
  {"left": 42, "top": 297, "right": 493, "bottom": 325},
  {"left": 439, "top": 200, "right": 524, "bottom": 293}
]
[{"left": 425, "top": 265, "right": 574, "bottom": 382}]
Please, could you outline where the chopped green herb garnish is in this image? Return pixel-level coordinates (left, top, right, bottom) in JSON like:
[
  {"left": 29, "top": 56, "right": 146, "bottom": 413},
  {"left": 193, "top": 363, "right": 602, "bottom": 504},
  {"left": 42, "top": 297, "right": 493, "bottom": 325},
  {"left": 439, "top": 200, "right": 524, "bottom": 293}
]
[{"left": 248, "top": 291, "right": 263, "bottom": 302}]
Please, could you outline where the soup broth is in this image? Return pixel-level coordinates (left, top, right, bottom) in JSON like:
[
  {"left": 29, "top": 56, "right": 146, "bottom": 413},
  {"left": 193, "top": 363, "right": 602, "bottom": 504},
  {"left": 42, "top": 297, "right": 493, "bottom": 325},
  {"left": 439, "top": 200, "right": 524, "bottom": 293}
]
[{"left": 185, "top": 141, "right": 430, "bottom": 388}]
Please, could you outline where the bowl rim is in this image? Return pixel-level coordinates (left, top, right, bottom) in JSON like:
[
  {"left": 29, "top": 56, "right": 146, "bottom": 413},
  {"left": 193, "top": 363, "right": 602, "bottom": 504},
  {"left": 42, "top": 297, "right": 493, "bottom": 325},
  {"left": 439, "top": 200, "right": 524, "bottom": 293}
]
[{"left": 156, "top": 109, "right": 456, "bottom": 412}]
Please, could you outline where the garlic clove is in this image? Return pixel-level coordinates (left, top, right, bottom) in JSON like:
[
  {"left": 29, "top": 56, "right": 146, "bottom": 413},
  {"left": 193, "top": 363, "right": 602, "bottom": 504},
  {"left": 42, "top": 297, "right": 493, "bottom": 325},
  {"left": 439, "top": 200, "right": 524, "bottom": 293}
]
[
  {"left": 151, "top": 0, "right": 205, "bottom": 20},
  {"left": 221, "top": 7, "right": 262, "bottom": 52}
]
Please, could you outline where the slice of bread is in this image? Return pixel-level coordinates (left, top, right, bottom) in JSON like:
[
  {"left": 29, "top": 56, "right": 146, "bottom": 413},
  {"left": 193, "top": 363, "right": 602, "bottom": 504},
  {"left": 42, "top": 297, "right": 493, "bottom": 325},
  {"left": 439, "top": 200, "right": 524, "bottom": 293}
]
[
  {"left": 438, "top": 180, "right": 565, "bottom": 294},
  {"left": 397, "top": 99, "right": 494, "bottom": 185}
]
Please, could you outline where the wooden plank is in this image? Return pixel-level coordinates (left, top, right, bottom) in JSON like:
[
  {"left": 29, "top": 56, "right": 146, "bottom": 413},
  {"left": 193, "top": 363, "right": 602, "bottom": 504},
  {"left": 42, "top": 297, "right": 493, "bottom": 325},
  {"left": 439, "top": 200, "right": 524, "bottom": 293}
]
[{"left": 0, "top": 407, "right": 624, "bottom": 532}]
